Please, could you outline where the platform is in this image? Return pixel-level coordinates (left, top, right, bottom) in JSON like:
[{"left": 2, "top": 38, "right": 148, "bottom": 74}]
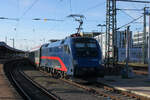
[
  {"left": 98, "top": 74, "right": 150, "bottom": 99},
  {"left": 0, "top": 64, "right": 22, "bottom": 100}
]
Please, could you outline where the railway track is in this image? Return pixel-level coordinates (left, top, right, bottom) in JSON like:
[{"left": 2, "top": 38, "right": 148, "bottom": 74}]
[
  {"left": 86, "top": 82, "right": 147, "bottom": 100},
  {"left": 4, "top": 59, "right": 149, "bottom": 100},
  {"left": 61, "top": 78, "right": 141, "bottom": 100},
  {"left": 39, "top": 69, "right": 139, "bottom": 100},
  {"left": 4, "top": 59, "right": 60, "bottom": 100}
]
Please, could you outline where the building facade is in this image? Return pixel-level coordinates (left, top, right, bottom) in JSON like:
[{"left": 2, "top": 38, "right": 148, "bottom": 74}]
[
  {"left": 132, "top": 31, "right": 149, "bottom": 48},
  {"left": 95, "top": 33, "right": 106, "bottom": 59},
  {"left": 95, "top": 31, "right": 132, "bottom": 60}
]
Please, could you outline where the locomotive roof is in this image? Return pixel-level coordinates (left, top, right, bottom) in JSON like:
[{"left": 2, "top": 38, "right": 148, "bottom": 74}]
[
  {"left": 41, "top": 37, "right": 96, "bottom": 48},
  {"left": 70, "top": 37, "right": 95, "bottom": 39},
  {"left": 70, "top": 37, "right": 97, "bottom": 42},
  {"left": 47, "top": 40, "right": 62, "bottom": 47},
  {"left": 30, "top": 45, "right": 42, "bottom": 51}
]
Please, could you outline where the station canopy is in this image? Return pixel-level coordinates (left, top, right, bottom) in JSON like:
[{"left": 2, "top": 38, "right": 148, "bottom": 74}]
[{"left": 0, "top": 42, "right": 25, "bottom": 53}]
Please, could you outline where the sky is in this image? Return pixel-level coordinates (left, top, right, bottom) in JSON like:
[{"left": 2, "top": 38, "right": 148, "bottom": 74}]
[{"left": 0, "top": 0, "right": 150, "bottom": 51}]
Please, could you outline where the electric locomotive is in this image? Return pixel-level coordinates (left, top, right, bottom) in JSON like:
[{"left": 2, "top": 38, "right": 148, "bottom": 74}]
[{"left": 29, "top": 35, "right": 104, "bottom": 78}]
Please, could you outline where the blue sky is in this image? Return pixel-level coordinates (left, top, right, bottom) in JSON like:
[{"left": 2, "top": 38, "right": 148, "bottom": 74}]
[{"left": 0, "top": 0, "right": 149, "bottom": 50}]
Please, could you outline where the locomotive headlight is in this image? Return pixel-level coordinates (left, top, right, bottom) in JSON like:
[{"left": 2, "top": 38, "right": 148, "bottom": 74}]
[{"left": 73, "top": 60, "right": 78, "bottom": 65}]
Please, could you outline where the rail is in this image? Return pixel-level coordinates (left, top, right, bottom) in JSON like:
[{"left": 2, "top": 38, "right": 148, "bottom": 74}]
[{"left": 4, "top": 59, "right": 60, "bottom": 100}]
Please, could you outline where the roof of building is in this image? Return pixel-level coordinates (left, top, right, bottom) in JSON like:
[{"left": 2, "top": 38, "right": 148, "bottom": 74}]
[{"left": 0, "top": 42, "right": 25, "bottom": 53}]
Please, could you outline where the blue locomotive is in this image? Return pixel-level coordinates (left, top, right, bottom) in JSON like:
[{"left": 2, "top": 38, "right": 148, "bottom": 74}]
[{"left": 29, "top": 35, "right": 104, "bottom": 78}]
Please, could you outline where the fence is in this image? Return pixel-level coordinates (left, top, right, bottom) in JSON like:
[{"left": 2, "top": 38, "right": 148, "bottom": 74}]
[{"left": 118, "top": 48, "right": 147, "bottom": 63}]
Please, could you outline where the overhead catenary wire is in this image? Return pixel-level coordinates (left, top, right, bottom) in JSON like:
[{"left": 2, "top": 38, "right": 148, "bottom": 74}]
[
  {"left": 79, "top": 1, "right": 106, "bottom": 14},
  {"left": 69, "top": 0, "right": 72, "bottom": 13},
  {"left": 119, "top": 9, "right": 145, "bottom": 24},
  {"left": 117, "top": 8, "right": 143, "bottom": 11},
  {"left": 13, "top": 0, "right": 39, "bottom": 38},
  {"left": 70, "top": 1, "right": 106, "bottom": 29},
  {"left": 119, "top": 9, "right": 136, "bottom": 19},
  {"left": 117, "top": 7, "right": 143, "bottom": 20},
  {"left": 116, "top": 0, "right": 150, "bottom": 3},
  {"left": 19, "top": 0, "right": 39, "bottom": 20},
  {"left": 15, "top": 0, "right": 20, "bottom": 18},
  {"left": 117, "top": 15, "right": 143, "bottom": 30}
]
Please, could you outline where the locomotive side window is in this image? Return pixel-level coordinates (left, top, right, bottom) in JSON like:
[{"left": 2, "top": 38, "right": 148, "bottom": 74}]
[
  {"left": 45, "top": 44, "right": 49, "bottom": 47},
  {"left": 61, "top": 40, "right": 65, "bottom": 44}
]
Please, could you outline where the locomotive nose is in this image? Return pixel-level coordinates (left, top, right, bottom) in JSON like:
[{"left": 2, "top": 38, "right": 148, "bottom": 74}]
[
  {"left": 73, "top": 57, "right": 104, "bottom": 77},
  {"left": 77, "top": 58, "right": 100, "bottom": 67},
  {"left": 73, "top": 59, "right": 78, "bottom": 65}
]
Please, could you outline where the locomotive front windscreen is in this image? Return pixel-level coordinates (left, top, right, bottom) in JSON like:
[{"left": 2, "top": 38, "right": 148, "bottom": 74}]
[{"left": 74, "top": 38, "right": 99, "bottom": 57}]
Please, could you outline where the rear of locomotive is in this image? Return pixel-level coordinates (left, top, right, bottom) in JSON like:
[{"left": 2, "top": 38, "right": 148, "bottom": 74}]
[{"left": 70, "top": 37, "right": 104, "bottom": 77}]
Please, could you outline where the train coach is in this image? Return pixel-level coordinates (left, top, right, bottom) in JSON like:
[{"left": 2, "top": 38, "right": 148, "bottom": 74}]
[{"left": 29, "top": 35, "right": 104, "bottom": 78}]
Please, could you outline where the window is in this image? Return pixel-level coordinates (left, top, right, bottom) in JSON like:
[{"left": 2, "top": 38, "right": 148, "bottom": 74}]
[
  {"left": 74, "top": 42, "right": 98, "bottom": 57},
  {"left": 87, "top": 43, "right": 97, "bottom": 48},
  {"left": 45, "top": 44, "right": 49, "bottom": 47},
  {"left": 75, "top": 43, "right": 85, "bottom": 48},
  {"left": 61, "top": 40, "right": 65, "bottom": 44}
]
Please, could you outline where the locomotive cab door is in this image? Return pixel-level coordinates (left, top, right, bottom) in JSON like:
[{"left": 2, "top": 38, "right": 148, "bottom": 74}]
[
  {"left": 63, "top": 44, "right": 73, "bottom": 75},
  {"left": 64, "top": 45, "right": 71, "bottom": 54}
]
